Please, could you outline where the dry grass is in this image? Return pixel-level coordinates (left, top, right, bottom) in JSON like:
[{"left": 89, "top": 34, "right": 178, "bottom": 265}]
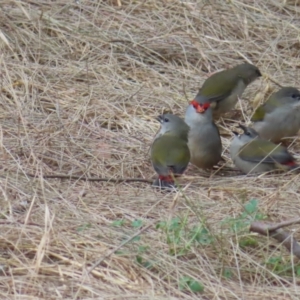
[{"left": 1, "top": 0, "right": 300, "bottom": 299}]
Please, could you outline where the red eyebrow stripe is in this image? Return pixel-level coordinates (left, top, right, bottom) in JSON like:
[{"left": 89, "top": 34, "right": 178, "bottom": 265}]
[
  {"left": 190, "top": 100, "right": 210, "bottom": 109},
  {"left": 190, "top": 100, "right": 199, "bottom": 107}
]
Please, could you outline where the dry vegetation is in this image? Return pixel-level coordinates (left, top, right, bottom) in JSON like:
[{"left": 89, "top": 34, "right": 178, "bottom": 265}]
[{"left": 1, "top": 0, "right": 300, "bottom": 299}]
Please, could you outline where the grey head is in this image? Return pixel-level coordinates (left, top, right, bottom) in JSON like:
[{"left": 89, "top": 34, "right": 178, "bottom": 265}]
[
  {"left": 230, "top": 124, "right": 260, "bottom": 162},
  {"left": 274, "top": 86, "right": 300, "bottom": 98},
  {"left": 232, "top": 124, "right": 259, "bottom": 144},
  {"left": 270, "top": 86, "right": 300, "bottom": 105},
  {"left": 234, "top": 63, "right": 262, "bottom": 85},
  {"left": 185, "top": 100, "right": 213, "bottom": 127},
  {"left": 156, "top": 113, "right": 190, "bottom": 140}
]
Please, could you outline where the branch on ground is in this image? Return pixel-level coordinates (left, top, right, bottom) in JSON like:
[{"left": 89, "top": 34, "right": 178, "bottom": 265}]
[{"left": 250, "top": 218, "right": 300, "bottom": 259}]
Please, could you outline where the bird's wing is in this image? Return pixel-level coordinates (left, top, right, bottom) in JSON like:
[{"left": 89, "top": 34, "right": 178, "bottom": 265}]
[
  {"left": 198, "top": 71, "right": 240, "bottom": 103},
  {"left": 251, "top": 101, "right": 281, "bottom": 121},
  {"left": 239, "top": 140, "right": 294, "bottom": 164},
  {"left": 151, "top": 136, "right": 190, "bottom": 175}
]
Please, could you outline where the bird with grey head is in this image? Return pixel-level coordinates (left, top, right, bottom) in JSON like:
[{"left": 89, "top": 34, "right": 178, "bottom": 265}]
[
  {"left": 151, "top": 113, "right": 190, "bottom": 190},
  {"left": 252, "top": 87, "right": 300, "bottom": 143},
  {"left": 230, "top": 124, "right": 298, "bottom": 174},
  {"left": 185, "top": 100, "right": 222, "bottom": 169}
]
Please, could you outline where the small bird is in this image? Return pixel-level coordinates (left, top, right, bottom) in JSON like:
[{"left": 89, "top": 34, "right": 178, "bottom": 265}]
[
  {"left": 195, "top": 63, "right": 262, "bottom": 119},
  {"left": 230, "top": 124, "right": 298, "bottom": 174},
  {"left": 252, "top": 87, "right": 300, "bottom": 143},
  {"left": 151, "top": 113, "right": 190, "bottom": 189},
  {"left": 185, "top": 100, "right": 222, "bottom": 169}
]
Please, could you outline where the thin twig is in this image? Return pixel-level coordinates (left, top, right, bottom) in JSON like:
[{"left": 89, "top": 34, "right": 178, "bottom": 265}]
[
  {"left": 25, "top": 173, "right": 153, "bottom": 184},
  {"left": 250, "top": 219, "right": 300, "bottom": 259}
]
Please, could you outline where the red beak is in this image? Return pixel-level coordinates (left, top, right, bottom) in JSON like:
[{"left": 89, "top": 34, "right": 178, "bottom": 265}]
[
  {"left": 190, "top": 100, "right": 209, "bottom": 113},
  {"left": 195, "top": 105, "right": 205, "bottom": 113}
]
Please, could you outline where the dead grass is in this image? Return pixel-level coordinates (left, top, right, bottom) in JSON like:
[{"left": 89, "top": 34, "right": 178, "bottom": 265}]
[{"left": 0, "top": 0, "right": 300, "bottom": 299}]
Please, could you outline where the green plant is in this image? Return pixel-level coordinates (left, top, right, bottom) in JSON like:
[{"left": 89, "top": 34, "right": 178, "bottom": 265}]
[
  {"left": 265, "top": 256, "right": 300, "bottom": 276},
  {"left": 179, "top": 276, "right": 204, "bottom": 293},
  {"left": 156, "top": 216, "right": 214, "bottom": 255},
  {"left": 222, "top": 199, "right": 266, "bottom": 234}
]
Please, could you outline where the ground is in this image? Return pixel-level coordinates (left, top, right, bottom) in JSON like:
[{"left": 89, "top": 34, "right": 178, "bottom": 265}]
[{"left": 0, "top": 0, "right": 300, "bottom": 299}]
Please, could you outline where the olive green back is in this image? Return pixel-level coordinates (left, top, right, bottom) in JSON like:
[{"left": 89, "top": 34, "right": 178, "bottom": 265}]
[
  {"left": 151, "top": 135, "right": 190, "bottom": 175},
  {"left": 239, "top": 140, "right": 294, "bottom": 164}
]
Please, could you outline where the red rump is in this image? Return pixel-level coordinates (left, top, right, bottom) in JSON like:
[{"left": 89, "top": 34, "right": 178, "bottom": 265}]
[
  {"left": 190, "top": 100, "right": 210, "bottom": 113},
  {"left": 284, "top": 160, "right": 297, "bottom": 167},
  {"left": 159, "top": 175, "right": 174, "bottom": 182}
]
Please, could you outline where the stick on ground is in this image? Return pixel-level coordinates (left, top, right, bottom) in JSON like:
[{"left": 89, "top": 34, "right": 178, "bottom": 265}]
[{"left": 250, "top": 218, "right": 300, "bottom": 259}]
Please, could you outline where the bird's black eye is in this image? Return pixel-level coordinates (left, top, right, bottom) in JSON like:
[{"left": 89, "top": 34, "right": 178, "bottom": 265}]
[
  {"left": 291, "top": 94, "right": 300, "bottom": 101},
  {"left": 245, "top": 131, "right": 251, "bottom": 136},
  {"left": 164, "top": 118, "right": 169, "bottom": 122}
]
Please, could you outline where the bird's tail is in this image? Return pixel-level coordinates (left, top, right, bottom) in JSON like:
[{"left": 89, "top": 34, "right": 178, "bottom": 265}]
[
  {"left": 288, "top": 163, "right": 300, "bottom": 173},
  {"left": 153, "top": 175, "right": 177, "bottom": 192},
  {"left": 277, "top": 161, "right": 300, "bottom": 173}
]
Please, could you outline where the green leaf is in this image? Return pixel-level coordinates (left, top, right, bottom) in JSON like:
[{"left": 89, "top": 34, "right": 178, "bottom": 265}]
[
  {"left": 188, "top": 280, "right": 204, "bottom": 293},
  {"left": 179, "top": 276, "right": 204, "bottom": 293},
  {"left": 190, "top": 227, "right": 213, "bottom": 245},
  {"left": 138, "top": 245, "right": 149, "bottom": 253},
  {"left": 156, "top": 221, "right": 166, "bottom": 230},
  {"left": 223, "top": 268, "right": 232, "bottom": 279},
  {"left": 231, "top": 218, "right": 249, "bottom": 233},
  {"left": 296, "top": 266, "right": 300, "bottom": 277},
  {"left": 136, "top": 255, "right": 143, "bottom": 265},
  {"left": 239, "top": 237, "right": 258, "bottom": 248},
  {"left": 255, "top": 212, "right": 266, "bottom": 220},
  {"left": 131, "top": 236, "right": 140, "bottom": 242},
  {"left": 222, "top": 215, "right": 249, "bottom": 233},
  {"left": 267, "top": 256, "right": 282, "bottom": 265},
  {"left": 111, "top": 219, "right": 125, "bottom": 227},
  {"left": 244, "top": 199, "right": 258, "bottom": 214},
  {"left": 266, "top": 256, "right": 285, "bottom": 272},
  {"left": 169, "top": 217, "right": 181, "bottom": 231},
  {"left": 131, "top": 219, "right": 143, "bottom": 228}
]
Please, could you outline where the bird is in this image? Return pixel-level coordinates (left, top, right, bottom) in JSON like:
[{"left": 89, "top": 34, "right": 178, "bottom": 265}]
[
  {"left": 230, "top": 124, "right": 298, "bottom": 174},
  {"left": 151, "top": 113, "right": 190, "bottom": 189},
  {"left": 184, "top": 100, "right": 222, "bottom": 169},
  {"left": 194, "top": 63, "right": 262, "bottom": 119},
  {"left": 252, "top": 87, "right": 300, "bottom": 143}
]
